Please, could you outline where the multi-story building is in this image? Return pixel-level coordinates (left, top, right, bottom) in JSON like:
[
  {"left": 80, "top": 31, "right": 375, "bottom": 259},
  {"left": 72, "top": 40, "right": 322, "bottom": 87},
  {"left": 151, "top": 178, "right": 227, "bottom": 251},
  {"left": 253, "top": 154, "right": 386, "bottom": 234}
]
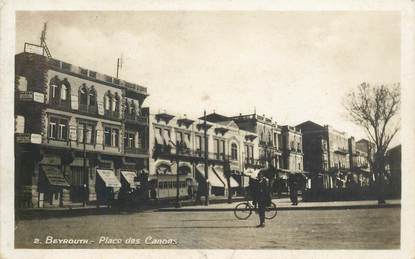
[
  {"left": 280, "top": 125, "right": 303, "bottom": 173},
  {"left": 224, "top": 113, "right": 283, "bottom": 169},
  {"left": 348, "top": 137, "right": 372, "bottom": 187},
  {"left": 15, "top": 50, "right": 149, "bottom": 208},
  {"left": 204, "top": 113, "right": 304, "bottom": 194},
  {"left": 386, "top": 144, "right": 401, "bottom": 197},
  {"left": 297, "top": 121, "right": 350, "bottom": 189},
  {"left": 148, "top": 112, "right": 259, "bottom": 199}
]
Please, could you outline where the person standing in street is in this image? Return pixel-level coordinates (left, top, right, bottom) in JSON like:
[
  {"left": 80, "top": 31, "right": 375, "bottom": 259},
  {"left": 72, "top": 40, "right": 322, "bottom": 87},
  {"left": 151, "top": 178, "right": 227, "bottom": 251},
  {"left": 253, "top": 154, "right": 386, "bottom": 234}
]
[
  {"left": 288, "top": 174, "right": 298, "bottom": 205},
  {"left": 256, "top": 171, "right": 270, "bottom": 228}
]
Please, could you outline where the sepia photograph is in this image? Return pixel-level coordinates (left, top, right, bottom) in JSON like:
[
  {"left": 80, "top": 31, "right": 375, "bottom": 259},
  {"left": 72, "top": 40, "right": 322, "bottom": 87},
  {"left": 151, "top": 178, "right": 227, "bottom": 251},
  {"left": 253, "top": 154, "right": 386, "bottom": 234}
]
[{"left": 1, "top": 2, "right": 414, "bottom": 258}]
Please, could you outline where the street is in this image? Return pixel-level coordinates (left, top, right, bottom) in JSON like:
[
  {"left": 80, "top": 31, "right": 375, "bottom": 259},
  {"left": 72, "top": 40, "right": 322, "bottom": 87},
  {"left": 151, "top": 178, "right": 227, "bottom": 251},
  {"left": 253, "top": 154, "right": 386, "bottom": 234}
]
[{"left": 15, "top": 207, "right": 400, "bottom": 249}]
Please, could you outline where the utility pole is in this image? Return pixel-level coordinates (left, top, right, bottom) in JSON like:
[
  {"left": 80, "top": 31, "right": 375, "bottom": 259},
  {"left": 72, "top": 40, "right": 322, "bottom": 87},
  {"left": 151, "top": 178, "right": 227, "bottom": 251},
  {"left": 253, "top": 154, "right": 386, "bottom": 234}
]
[
  {"left": 82, "top": 125, "right": 87, "bottom": 207},
  {"left": 116, "top": 55, "right": 123, "bottom": 79},
  {"left": 204, "top": 110, "right": 209, "bottom": 206},
  {"left": 175, "top": 143, "right": 181, "bottom": 208}
]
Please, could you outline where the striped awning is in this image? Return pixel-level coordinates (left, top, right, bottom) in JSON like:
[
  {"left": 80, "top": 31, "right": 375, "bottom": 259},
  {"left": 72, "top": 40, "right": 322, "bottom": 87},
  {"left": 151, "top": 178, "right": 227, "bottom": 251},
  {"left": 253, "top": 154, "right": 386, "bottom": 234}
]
[
  {"left": 121, "top": 170, "right": 137, "bottom": 188},
  {"left": 196, "top": 164, "right": 225, "bottom": 188},
  {"left": 213, "top": 166, "right": 239, "bottom": 188},
  {"left": 97, "top": 169, "right": 121, "bottom": 188}
]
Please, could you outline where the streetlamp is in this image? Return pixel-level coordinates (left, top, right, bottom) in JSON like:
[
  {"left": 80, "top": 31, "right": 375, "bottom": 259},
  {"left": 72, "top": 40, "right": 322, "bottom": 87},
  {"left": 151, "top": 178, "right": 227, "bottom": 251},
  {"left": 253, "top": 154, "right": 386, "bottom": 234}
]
[
  {"left": 169, "top": 140, "right": 182, "bottom": 208},
  {"left": 175, "top": 144, "right": 182, "bottom": 208},
  {"left": 203, "top": 110, "right": 209, "bottom": 206},
  {"left": 82, "top": 125, "right": 88, "bottom": 207}
]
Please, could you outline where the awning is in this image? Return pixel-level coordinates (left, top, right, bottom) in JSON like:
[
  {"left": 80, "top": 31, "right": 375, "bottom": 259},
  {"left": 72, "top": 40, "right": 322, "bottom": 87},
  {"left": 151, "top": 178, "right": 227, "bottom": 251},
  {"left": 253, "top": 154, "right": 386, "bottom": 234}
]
[
  {"left": 42, "top": 165, "right": 70, "bottom": 187},
  {"left": 162, "top": 130, "right": 171, "bottom": 146},
  {"left": 183, "top": 134, "right": 191, "bottom": 148},
  {"left": 213, "top": 166, "right": 239, "bottom": 188},
  {"left": 97, "top": 169, "right": 121, "bottom": 188},
  {"left": 121, "top": 170, "right": 137, "bottom": 188},
  {"left": 196, "top": 164, "right": 225, "bottom": 188},
  {"left": 155, "top": 131, "right": 164, "bottom": 145},
  {"left": 154, "top": 130, "right": 164, "bottom": 145}
]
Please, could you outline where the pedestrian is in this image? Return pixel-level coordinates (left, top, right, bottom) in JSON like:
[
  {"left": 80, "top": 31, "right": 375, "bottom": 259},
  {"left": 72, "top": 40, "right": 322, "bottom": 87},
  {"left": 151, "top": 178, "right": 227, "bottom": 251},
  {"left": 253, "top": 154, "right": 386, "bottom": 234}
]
[
  {"left": 249, "top": 176, "right": 258, "bottom": 209},
  {"left": 187, "top": 184, "right": 193, "bottom": 200},
  {"left": 256, "top": 171, "right": 270, "bottom": 228},
  {"left": 288, "top": 174, "right": 298, "bottom": 205}
]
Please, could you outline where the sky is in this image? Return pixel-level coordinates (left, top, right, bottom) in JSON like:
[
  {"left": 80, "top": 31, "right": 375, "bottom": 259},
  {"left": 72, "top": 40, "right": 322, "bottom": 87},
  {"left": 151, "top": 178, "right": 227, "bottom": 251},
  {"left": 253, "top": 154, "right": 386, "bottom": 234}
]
[{"left": 15, "top": 11, "right": 401, "bottom": 145}]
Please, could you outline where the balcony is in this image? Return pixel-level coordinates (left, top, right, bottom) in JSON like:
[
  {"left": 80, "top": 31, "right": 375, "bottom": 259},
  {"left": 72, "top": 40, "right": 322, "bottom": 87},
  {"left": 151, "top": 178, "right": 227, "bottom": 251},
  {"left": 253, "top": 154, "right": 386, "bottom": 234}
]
[
  {"left": 124, "top": 113, "right": 148, "bottom": 126},
  {"left": 153, "top": 145, "right": 231, "bottom": 163},
  {"left": 124, "top": 146, "right": 148, "bottom": 156},
  {"left": 104, "top": 110, "right": 121, "bottom": 121},
  {"left": 79, "top": 104, "right": 98, "bottom": 115},
  {"left": 49, "top": 99, "right": 71, "bottom": 111},
  {"left": 245, "top": 158, "right": 256, "bottom": 166}
]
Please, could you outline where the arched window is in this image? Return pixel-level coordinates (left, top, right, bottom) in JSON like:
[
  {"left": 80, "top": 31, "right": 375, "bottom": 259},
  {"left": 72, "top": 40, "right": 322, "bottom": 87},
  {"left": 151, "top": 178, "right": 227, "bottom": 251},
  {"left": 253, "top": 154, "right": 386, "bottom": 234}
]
[
  {"left": 79, "top": 84, "right": 88, "bottom": 105},
  {"left": 104, "top": 91, "right": 112, "bottom": 111},
  {"left": 113, "top": 93, "right": 120, "bottom": 113},
  {"left": 231, "top": 143, "right": 238, "bottom": 160},
  {"left": 61, "top": 82, "right": 71, "bottom": 101},
  {"left": 89, "top": 86, "right": 96, "bottom": 106},
  {"left": 125, "top": 99, "right": 130, "bottom": 114},
  {"left": 130, "top": 100, "right": 136, "bottom": 115},
  {"left": 49, "top": 76, "right": 60, "bottom": 100}
]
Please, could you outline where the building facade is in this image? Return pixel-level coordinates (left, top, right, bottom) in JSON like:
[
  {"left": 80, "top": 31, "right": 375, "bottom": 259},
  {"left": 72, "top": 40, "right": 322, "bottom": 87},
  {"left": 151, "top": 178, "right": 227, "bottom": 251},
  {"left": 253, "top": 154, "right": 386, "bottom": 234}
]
[
  {"left": 349, "top": 137, "right": 373, "bottom": 187},
  {"left": 148, "top": 112, "right": 259, "bottom": 199},
  {"left": 204, "top": 113, "right": 304, "bottom": 195},
  {"left": 280, "top": 125, "right": 303, "bottom": 173},
  {"left": 297, "top": 121, "right": 350, "bottom": 189},
  {"left": 386, "top": 144, "right": 401, "bottom": 197},
  {"left": 226, "top": 113, "right": 283, "bottom": 169},
  {"left": 297, "top": 121, "right": 376, "bottom": 192},
  {"left": 15, "top": 51, "right": 150, "bottom": 208}
]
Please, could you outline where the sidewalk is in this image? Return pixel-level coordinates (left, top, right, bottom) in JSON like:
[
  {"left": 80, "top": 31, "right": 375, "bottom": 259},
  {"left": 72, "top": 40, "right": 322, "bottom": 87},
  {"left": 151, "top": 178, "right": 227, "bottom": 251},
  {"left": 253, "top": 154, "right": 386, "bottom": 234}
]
[
  {"left": 157, "top": 198, "right": 401, "bottom": 212},
  {"left": 16, "top": 197, "right": 401, "bottom": 220}
]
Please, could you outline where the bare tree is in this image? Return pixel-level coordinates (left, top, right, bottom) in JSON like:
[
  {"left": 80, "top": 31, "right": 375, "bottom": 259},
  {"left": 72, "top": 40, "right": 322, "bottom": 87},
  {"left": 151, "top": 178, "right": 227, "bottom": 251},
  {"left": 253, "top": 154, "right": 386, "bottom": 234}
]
[{"left": 344, "top": 82, "right": 400, "bottom": 204}]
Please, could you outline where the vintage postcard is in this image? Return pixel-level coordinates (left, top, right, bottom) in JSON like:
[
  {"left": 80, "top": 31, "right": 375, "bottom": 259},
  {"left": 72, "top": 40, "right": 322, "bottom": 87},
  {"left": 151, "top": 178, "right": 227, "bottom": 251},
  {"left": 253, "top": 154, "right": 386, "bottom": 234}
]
[{"left": 1, "top": 1, "right": 414, "bottom": 259}]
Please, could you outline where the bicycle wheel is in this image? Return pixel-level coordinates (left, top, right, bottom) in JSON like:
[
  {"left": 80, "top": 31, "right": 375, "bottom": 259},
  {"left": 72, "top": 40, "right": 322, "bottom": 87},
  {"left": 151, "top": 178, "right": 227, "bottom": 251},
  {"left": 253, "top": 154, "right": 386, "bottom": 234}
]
[
  {"left": 234, "top": 202, "right": 252, "bottom": 220},
  {"left": 265, "top": 202, "right": 277, "bottom": 219}
]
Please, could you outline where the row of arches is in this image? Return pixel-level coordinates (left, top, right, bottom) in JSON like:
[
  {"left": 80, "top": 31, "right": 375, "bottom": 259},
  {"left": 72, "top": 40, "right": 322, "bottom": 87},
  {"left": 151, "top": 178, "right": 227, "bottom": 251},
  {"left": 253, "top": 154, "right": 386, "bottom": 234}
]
[
  {"left": 49, "top": 76, "right": 71, "bottom": 102},
  {"left": 49, "top": 77, "right": 139, "bottom": 115}
]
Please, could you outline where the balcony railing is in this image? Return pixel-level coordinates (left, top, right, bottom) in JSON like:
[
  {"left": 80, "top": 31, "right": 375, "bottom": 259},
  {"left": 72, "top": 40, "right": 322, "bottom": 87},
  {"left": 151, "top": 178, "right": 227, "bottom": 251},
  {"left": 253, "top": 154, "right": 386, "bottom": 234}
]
[
  {"left": 79, "top": 104, "right": 98, "bottom": 115},
  {"left": 49, "top": 99, "right": 70, "bottom": 111},
  {"left": 153, "top": 145, "right": 231, "bottom": 162},
  {"left": 104, "top": 110, "right": 120, "bottom": 120},
  {"left": 124, "top": 113, "right": 148, "bottom": 125},
  {"left": 124, "top": 146, "right": 148, "bottom": 155},
  {"left": 245, "top": 158, "right": 257, "bottom": 166}
]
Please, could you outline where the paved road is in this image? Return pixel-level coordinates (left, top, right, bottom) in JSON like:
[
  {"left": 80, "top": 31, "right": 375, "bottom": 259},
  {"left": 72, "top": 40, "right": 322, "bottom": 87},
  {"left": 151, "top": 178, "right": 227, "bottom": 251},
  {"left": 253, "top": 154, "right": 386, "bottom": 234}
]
[{"left": 15, "top": 207, "right": 400, "bottom": 249}]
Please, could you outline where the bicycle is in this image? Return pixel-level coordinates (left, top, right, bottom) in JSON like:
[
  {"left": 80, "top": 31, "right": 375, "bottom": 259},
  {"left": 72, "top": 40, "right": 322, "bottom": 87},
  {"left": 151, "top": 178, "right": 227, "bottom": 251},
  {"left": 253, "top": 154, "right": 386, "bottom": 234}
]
[{"left": 234, "top": 200, "right": 277, "bottom": 220}]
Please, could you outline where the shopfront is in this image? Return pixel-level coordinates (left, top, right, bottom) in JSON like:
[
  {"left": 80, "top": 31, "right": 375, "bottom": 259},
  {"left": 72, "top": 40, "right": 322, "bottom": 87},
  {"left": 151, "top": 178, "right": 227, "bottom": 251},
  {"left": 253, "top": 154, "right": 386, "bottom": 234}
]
[
  {"left": 195, "top": 164, "right": 225, "bottom": 196},
  {"left": 96, "top": 169, "right": 121, "bottom": 207},
  {"left": 213, "top": 166, "right": 239, "bottom": 196},
  {"left": 38, "top": 163, "right": 70, "bottom": 208}
]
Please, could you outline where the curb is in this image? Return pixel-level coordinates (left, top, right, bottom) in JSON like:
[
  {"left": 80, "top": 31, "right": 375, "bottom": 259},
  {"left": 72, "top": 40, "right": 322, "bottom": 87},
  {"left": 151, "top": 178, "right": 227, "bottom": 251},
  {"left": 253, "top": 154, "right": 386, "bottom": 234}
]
[{"left": 157, "top": 203, "right": 401, "bottom": 212}]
